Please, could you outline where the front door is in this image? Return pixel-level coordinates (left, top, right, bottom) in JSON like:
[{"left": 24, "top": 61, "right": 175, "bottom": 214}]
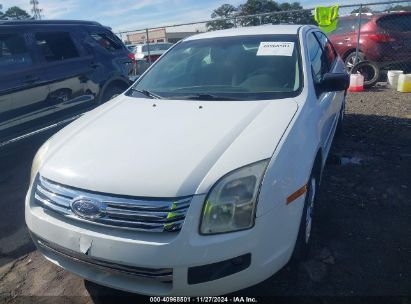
[{"left": 0, "top": 29, "right": 51, "bottom": 142}]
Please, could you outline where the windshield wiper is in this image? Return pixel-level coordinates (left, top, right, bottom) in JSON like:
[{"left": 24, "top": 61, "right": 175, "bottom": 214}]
[
  {"left": 131, "top": 88, "right": 163, "bottom": 99},
  {"left": 171, "top": 94, "right": 241, "bottom": 101}
]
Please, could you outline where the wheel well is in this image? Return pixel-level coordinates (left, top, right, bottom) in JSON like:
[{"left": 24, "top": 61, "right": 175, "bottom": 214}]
[
  {"left": 99, "top": 79, "right": 130, "bottom": 103},
  {"left": 343, "top": 49, "right": 363, "bottom": 61},
  {"left": 106, "top": 79, "right": 129, "bottom": 92}
]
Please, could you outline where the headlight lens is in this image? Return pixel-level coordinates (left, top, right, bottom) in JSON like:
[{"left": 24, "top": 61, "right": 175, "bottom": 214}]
[
  {"left": 200, "top": 159, "right": 269, "bottom": 235},
  {"left": 30, "top": 141, "right": 50, "bottom": 183}
]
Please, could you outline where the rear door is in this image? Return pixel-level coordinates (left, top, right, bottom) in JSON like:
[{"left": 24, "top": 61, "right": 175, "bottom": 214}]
[
  {"left": 0, "top": 28, "right": 51, "bottom": 142},
  {"left": 87, "top": 28, "right": 133, "bottom": 79},
  {"left": 32, "top": 28, "right": 96, "bottom": 121},
  {"left": 376, "top": 13, "right": 411, "bottom": 62},
  {"left": 329, "top": 17, "right": 372, "bottom": 58}
]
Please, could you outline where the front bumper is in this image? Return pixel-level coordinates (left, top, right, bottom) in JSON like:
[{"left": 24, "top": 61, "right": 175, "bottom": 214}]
[{"left": 25, "top": 186, "right": 296, "bottom": 296}]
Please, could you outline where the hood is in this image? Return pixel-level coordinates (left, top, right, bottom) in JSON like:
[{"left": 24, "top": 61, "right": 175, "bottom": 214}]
[{"left": 40, "top": 95, "right": 298, "bottom": 197}]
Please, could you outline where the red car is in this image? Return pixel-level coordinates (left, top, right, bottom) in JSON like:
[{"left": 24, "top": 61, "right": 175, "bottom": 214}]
[{"left": 329, "top": 12, "right": 411, "bottom": 72}]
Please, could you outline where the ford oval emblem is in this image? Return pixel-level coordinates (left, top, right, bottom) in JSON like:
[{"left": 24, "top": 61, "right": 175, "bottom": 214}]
[{"left": 71, "top": 198, "right": 104, "bottom": 219}]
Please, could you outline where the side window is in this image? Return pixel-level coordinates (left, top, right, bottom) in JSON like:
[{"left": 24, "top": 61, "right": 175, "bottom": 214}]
[
  {"left": 35, "top": 32, "right": 79, "bottom": 62},
  {"left": 314, "top": 32, "right": 336, "bottom": 69},
  {"left": 307, "top": 32, "right": 328, "bottom": 84},
  {"left": 90, "top": 33, "right": 122, "bottom": 51},
  {"left": 0, "top": 33, "right": 32, "bottom": 72}
]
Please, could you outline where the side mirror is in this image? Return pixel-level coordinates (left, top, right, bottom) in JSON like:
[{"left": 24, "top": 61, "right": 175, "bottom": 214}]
[{"left": 319, "top": 72, "right": 350, "bottom": 92}]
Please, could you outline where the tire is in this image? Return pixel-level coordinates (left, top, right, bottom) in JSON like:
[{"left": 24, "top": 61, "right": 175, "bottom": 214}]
[
  {"left": 344, "top": 51, "right": 364, "bottom": 73},
  {"left": 291, "top": 167, "right": 319, "bottom": 261},
  {"left": 351, "top": 60, "right": 380, "bottom": 88},
  {"left": 100, "top": 86, "right": 125, "bottom": 104}
]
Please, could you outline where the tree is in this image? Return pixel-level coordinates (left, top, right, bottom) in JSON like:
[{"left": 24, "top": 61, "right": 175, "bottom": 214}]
[
  {"left": 350, "top": 6, "right": 373, "bottom": 14},
  {"left": 238, "top": 0, "right": 280, "bottom": 26},
  {"left": 206, "top": 4, "right": 238, "bottom": 31},
  {"left": 272, "top": 2, "right": 314, "bottom": 25},
  {"left": 3, "top": 6, "right": 31, "bottom": 20},
  {"left": 237, "top": 0, "right": 314, "bottom": 26}
]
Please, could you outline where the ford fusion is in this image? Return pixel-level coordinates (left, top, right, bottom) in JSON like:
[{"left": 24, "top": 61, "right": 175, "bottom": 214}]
[{"left": 25, "top": 25, "right": 349, "bottom": 296}]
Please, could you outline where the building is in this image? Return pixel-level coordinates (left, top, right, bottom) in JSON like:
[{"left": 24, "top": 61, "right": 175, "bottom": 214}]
[{"left": 126, "top": 28, "right": 200, "bottom": 44}]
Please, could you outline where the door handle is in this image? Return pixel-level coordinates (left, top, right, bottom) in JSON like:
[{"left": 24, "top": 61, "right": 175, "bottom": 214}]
[
  {"left": 24, "top": 75, "right": 39, "bottom": 83},
  {"left": 344, "top": 37, "right": 351, "bottom": 41},
  {"left": 90, "top": 62, "right": 99, "bottom": 68}
]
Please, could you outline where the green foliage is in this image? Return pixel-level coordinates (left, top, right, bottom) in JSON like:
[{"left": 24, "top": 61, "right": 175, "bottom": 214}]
[
  {"left": 1, "top": 6, "right": 32, "bottom": 20},
  {"left": 206, "top": 4, "right": 237, "bottom": 31},
  {"left": 207, "top": 0, "right": 314, "bottom": 31},
  {"left": 350, "top": 6, "right": 373, "bottom": 14}
]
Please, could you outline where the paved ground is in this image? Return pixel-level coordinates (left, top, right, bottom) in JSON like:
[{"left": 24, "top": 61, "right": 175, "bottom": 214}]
[{"left": 0, "top": 84, "right": 410, "bottom": 303}]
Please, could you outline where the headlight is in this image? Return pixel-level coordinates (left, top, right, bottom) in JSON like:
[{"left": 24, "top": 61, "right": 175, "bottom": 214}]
[
  {"left": 30, "top": 141, "right": 50, "bottom": 183},
  {"left": 200, "top": 159, "right": 269, "bottom": 235}
]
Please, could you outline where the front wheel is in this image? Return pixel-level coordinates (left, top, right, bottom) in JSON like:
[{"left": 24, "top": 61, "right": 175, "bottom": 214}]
[{"left": 291, "top": 172, "right": 318, "bottom": 261}]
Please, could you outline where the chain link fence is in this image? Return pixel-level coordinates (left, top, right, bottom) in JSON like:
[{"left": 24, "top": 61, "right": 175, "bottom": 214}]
[{"left": 117, "top": 0, "right": 411, "bottom": 86}]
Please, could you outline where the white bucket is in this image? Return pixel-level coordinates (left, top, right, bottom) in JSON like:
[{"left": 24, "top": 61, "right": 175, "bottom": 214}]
[{"left": 387, "top": 70, "right": 403, "bottom": 88}]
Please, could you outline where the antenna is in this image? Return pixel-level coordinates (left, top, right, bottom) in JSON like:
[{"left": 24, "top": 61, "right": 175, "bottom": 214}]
[{"left": 30, "top": 0, "right": 42, "bottom": 20}]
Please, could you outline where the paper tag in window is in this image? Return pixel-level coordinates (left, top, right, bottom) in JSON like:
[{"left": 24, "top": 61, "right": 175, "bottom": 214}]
[{"left": 256, "top": 42, "right": 295, "bottom": 56}]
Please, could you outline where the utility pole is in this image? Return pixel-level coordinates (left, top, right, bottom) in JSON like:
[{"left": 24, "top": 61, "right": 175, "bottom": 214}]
[{"left": 30, "top": 0, "right": 42, "bottom": 20}]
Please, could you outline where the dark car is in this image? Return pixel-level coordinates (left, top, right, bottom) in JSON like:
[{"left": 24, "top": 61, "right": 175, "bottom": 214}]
[
  {"left": 329, "top": 12, "right": 411, "bottom": 72},
  {"left": 0, "top": 20, "right": 133, "bottom": 146}
]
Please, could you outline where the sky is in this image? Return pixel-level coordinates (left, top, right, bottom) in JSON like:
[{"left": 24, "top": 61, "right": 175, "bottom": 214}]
[{"left": 1, "top": 0, "right": 373, "bottom": 33}]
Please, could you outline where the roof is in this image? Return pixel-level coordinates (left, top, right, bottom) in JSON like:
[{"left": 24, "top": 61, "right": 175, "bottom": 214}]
[
  {"left": 184, "top": 24, "right": 305, "bottom": 41},
  {"left": 0, "top": 20, "right": 101, "bottom": 26}
]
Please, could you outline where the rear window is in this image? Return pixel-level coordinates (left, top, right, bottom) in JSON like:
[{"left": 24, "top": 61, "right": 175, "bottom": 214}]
[
  {"left": 35, "top": 32, "right": 79, "bottom": 62},
  {"left": 91, "top": 33, "right": 123, "bottom": 51},
  {"left": 377, "top": 14, "right": 411, "bottom": 31},
  {"left": 0, "top": 33, "right": 32, "bottom": 72},
  {"left": 333, "top": 17, "right": 372, "bottom": 35}
]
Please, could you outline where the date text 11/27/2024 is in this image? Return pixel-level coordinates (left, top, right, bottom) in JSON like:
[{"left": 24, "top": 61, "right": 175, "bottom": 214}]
[{"left": 149, "top": 297, "right": 258, "bottom": 303}]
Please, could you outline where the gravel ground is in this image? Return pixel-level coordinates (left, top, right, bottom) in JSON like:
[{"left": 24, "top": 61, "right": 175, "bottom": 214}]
[{"left": 0, "top": 83, "right": 410, "bottom": 303}]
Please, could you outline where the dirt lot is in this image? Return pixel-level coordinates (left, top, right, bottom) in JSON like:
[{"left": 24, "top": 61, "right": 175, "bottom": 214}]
[{"left": 0, "top": 84, "right": 410, "bottom": 303}]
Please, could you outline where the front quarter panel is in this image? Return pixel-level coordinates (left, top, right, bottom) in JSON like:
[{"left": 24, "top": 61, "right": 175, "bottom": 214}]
[{"left": 255, "top": 26, "right": 324, "bottom": 256}]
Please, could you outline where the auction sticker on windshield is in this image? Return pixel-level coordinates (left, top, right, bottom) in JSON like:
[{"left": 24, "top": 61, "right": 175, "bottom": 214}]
[{"left": 256, "top": 42, "right": 294, "bottom": 56}]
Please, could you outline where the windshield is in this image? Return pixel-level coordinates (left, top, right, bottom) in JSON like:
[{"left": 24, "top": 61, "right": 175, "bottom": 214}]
[
  {"left": 130, "top": 35, "right": 302, "bottom": 100},
  {"left": 142, "top": 43, "right": 173, "bottom": 53}
]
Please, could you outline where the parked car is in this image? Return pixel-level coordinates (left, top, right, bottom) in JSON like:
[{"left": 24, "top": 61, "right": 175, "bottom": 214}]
[
  {"left": 0, "top": 20, "right": 133, "bottom": 146},
  {"left": 329, "top": 12, "right": 411, "bottom": 72},
  {"left": 134, "top": 42, "right": 173, "bottom": 62},
  {"left": 126, "top": 44, "right": 137, "bottom": 53},
  {"left": 26, "top": 25, "right": 348, "bottom": 296}
]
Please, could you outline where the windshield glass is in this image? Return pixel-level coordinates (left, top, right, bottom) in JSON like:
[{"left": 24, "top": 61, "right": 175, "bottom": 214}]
[
  {"left": 142, "top": 43, "right": 173, "bottom": 53},
  {"left": 131, "top": 35, "right": 302, "bottom": 100}
]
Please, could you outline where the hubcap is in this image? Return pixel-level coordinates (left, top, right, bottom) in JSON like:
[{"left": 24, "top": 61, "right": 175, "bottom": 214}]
[
  {"left": 305, "top": 177, "right": 316, "bottom": 244},
  {"left": 346, "top": 56, "right": 358, "bottom": 72}
]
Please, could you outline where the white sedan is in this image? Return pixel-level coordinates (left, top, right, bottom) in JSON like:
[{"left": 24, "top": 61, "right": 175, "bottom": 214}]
[{"left": 26, "top": 25, "right": 349, "bottom": 296}]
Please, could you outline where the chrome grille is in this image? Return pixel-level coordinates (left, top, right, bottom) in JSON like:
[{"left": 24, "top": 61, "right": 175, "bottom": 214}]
[{"left": 33, "top": 175, "right": 192, "bottom": 232}]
